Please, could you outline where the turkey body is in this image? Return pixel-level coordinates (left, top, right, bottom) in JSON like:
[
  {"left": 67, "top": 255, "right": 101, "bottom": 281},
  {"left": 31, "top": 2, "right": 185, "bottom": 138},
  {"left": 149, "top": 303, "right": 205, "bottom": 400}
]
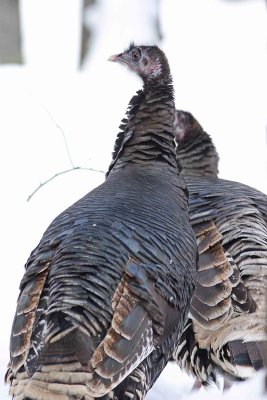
[
  {"left": 7, "top": 47, "right": 197, "bottom": 400},
  {"left": 173, "top": 110, "right": 267, "bottom": 385},
  {"left": 175, "top": 176, "right": 267, "bottom": 384}
]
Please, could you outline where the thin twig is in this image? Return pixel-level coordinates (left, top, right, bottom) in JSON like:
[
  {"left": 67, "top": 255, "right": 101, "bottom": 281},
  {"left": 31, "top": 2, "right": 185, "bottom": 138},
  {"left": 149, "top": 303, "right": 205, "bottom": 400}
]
[
  {"left": 27, "top": 100, "right": 106, "bottom": 201},
  {"left": 41, "top": 104, "right": 75, "bottom": 168},
  {"left": 27, "top": 166, "right": 105, "bottom": 202}
]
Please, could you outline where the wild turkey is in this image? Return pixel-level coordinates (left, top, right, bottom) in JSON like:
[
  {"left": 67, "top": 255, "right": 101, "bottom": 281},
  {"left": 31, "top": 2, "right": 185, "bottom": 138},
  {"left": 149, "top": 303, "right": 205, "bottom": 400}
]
[
  {"left": 6, "top": 46, "right": 198, "bottom": 400},
  {"left": 173, "top": 109, "right": 267, "bottom": 386}
]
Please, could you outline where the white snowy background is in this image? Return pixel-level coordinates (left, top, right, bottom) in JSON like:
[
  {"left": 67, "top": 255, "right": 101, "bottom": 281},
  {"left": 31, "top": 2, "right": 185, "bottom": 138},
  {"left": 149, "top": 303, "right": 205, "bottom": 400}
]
[{"left": 0, "top": 0, "right": 266, "bottom": 399}]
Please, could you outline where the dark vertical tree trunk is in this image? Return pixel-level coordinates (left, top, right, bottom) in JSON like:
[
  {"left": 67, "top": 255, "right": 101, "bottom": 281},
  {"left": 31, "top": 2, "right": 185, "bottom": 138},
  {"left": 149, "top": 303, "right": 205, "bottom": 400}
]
[
  {"left": 155, "top": 0, "right": 162, "bottom": 41},
  {"left": 80, "top": 0, "right": 95, "bottom": 67},
  {"left": 0, "top": 0, "right": 23, "bottom": 64}
]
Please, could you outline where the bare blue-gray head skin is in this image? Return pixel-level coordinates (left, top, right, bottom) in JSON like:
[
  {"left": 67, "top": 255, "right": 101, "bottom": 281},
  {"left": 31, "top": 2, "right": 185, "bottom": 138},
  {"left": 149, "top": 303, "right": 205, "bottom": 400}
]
[{"left": 109, "top": 43, "right": 173, "bottom": 89}]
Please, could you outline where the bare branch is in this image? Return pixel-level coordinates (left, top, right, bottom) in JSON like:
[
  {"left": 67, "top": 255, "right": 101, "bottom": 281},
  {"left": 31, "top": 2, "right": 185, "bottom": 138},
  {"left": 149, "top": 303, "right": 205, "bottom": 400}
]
[
  {"left": 27, "top": 166, "right": 105, "bottom": 202},
  {"left": 27, "top": 102, "right": 106, "bottom": 202},
  {"left": 41, "top": 104, "right": 75, "bottom": 168}
]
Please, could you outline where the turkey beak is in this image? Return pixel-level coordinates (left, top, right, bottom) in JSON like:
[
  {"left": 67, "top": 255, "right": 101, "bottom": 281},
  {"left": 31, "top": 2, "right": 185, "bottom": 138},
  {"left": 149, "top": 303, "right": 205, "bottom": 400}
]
[{"left": 108, "top": 53, "right": 124, "bottom": 63}]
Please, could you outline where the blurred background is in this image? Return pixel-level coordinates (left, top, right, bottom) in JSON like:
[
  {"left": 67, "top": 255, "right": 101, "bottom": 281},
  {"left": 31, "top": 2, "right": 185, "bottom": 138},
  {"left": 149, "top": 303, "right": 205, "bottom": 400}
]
[{"left": 0, "top": 0, "right": 266, "bottom": 399}]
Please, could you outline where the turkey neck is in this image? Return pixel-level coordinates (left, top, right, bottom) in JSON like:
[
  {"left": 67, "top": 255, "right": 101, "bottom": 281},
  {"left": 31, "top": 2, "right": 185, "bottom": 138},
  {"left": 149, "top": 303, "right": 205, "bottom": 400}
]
[
  {"left": 107, "top": 80, "right": 179, "bottom": 177},
  {"left": 177, "top": 131, "right": 219, "bottom": 177}
]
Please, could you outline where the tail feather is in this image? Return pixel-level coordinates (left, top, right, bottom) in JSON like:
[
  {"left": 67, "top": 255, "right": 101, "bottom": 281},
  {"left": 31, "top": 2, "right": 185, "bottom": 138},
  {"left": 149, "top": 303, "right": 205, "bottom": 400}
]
[{"left": 9, "top": 364, "right": 94, "bottom": 400}]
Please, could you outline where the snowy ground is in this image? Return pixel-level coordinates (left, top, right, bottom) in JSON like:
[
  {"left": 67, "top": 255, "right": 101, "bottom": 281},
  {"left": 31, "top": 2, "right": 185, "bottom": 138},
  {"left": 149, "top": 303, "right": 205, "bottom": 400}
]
[{"left": 0, "top": 0, "right": 266, "bottom": 399}]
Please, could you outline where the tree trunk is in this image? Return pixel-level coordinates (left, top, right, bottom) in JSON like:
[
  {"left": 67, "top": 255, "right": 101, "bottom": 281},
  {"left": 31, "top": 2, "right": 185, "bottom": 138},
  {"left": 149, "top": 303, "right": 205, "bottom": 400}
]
[
  {"left": 0, "top": 0, "right": 23, "bottom": 63},
  {"left": 80, "top": 0, "right": 95, "bottom": 67}
]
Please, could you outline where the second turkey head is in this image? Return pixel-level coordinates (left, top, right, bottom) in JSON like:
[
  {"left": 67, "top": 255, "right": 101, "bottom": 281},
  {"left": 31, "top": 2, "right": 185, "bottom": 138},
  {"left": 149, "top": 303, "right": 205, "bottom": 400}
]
[
  {"left": 174, "top": 110, "right": 203, "bottom": 144},
  {"left": 174, "top": 110, "right": 220, "bottom": 177},
  {"left": 109, "top": 43, "right": 172, "bottom": 86}
]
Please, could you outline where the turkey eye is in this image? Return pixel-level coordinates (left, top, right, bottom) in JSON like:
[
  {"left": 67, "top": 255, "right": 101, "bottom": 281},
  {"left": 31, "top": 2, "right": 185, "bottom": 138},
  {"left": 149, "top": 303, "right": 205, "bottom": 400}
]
[{"left": 130, "top": 49, "right": 141, "bottom": 62}]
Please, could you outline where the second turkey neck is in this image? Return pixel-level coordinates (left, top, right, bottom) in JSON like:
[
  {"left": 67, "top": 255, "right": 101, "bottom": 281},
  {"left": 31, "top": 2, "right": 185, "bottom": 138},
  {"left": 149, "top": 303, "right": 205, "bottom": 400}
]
[
  {"left": 177, "top": 131, "right": 219, "bottom": 177},
  {"left": 107, "top": 80, "right": 179, "bottom": 177}
]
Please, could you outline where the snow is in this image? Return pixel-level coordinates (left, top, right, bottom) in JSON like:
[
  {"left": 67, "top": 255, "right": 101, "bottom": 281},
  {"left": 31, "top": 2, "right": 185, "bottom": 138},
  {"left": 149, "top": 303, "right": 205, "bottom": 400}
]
[
  {"left": 187, "top": 371, "right": 266, "bottom": 400},
  {"left": 20, "top": 0, "right": 83, "bottom": 70},
  {"left": 0, "top": 0, "right": 266, "bottom": 399},
  {"left": 161, "top": 0, "right": 267, "bottom": 193}
]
